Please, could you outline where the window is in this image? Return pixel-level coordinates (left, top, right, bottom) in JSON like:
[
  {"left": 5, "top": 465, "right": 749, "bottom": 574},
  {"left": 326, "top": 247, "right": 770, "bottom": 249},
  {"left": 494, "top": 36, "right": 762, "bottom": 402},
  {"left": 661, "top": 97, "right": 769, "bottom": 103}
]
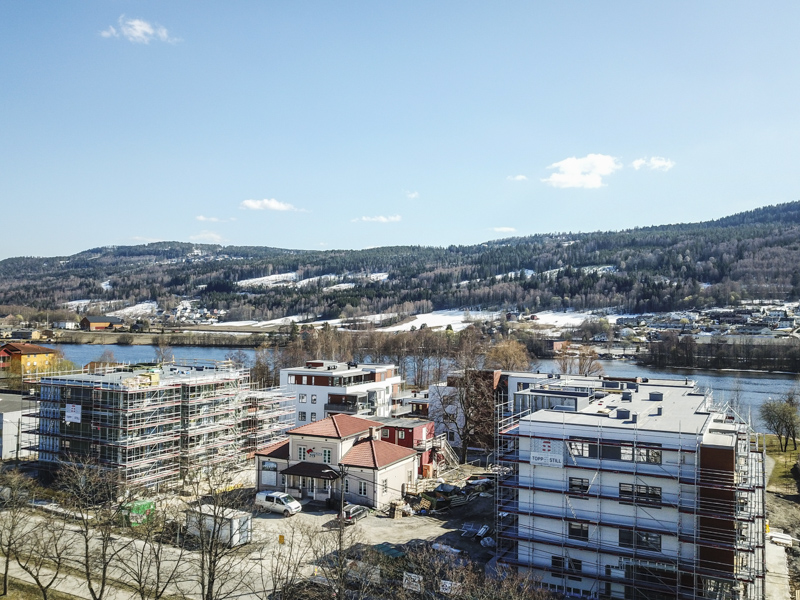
[
  {"left": 298, "top": 411, "right": 306, "bottom": 422},
  {"left": 382, "top": 479, "right": 388, "bottom": 494},
  {"left": 568, "top": 522, "right": 589, "bottom": 541},
  {"left": 311, "top": 394, "right": 317, "bottom": 404},
  {"left": 311, "top": 413, "right": 317, "bottom": 422},
  {"left": 381, "top": 429, "right": 390, "bottom": 438},
  {"left": 323, "top": 449, "right": 331, "bottom": 464},
  {"left": 637, "top": 446, "right": 662, "bottom": 464},
  {"left": 619, "top": 483, "right": 662, "bottom": 503},
  {"left": 297, "top": 445, "right": 306, "bottom": 461},
  {"left": 569, "top": 478, "right": 590, "bottom": 494},
  {"left": 299, "top": 394, "right": 307, "bottom": 403},
  {"left": 358, "top": 481, "right": 367, "bottom": 496},
  {"left": 551, "top": 556, "right": 564, "bottom": 575},
  {"left": 447, "top": 431, "right": 455, "bottom": 442},
  {"left": 398, "top": 430, "right": 405, "bottom": 440},
  {"left": 567, "top": 438, "right": 597, "bottom": 458},
  {"left": 288, "top": 375, "right": 296, "bottom": 384},
  {"left": 619, "top": 530, "right": 661, "bottom": 552}
]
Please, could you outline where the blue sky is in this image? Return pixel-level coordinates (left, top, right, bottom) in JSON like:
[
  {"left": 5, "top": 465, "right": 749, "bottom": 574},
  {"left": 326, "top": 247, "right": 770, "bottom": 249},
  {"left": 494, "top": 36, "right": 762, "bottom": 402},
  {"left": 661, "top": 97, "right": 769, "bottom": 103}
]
[{"left": 2, "top": 2, "right": 799, "bottom": 259}]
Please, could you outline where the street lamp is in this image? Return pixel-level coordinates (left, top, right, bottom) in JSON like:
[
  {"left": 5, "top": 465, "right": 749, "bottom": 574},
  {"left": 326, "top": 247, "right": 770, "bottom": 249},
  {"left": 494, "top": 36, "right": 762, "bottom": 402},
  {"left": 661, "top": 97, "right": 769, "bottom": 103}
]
[{"left": 321, "top": 463, "right": 347, "bottom": 520}]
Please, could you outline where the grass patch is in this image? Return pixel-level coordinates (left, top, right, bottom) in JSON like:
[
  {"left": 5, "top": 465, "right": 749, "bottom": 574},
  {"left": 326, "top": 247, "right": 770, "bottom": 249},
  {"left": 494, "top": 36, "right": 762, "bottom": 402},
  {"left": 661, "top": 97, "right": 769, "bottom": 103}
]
[
  {"left": 5, "top": 577, "right": 85, "bottom": 600},
  {"left": 764, "top": 434, "right": 800, "bottom": 490}
]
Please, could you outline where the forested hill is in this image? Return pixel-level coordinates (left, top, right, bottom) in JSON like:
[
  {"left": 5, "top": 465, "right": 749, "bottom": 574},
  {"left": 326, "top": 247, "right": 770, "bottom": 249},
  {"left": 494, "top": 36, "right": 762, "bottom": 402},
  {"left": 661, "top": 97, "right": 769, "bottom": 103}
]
[{"left": 3, "top": 201, "right": 800, "bottom": 321}]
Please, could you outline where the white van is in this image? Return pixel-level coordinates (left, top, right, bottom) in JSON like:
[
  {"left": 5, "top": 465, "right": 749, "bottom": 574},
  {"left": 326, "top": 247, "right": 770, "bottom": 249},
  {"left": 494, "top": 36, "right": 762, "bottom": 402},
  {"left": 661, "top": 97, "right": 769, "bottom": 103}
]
[{"left": 255, "top": 491, "right": 302, "bottom": 517}]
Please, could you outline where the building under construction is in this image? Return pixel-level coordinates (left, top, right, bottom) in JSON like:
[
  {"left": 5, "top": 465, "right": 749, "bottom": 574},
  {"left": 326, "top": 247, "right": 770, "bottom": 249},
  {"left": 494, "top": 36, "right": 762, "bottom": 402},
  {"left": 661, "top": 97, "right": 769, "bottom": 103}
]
[
  {"left": 494, "top": 373, "right": 766, "bottom": 600},
  {"left": 28, "top": 360, "right": 294, "bottom": 489}
]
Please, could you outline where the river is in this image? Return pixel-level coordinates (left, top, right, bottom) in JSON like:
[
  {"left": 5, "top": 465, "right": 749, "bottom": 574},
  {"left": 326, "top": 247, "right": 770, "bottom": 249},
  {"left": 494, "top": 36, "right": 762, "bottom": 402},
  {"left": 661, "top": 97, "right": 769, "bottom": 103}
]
[{"left": 43, "top": 344, "right": 797, "bottom": 427}]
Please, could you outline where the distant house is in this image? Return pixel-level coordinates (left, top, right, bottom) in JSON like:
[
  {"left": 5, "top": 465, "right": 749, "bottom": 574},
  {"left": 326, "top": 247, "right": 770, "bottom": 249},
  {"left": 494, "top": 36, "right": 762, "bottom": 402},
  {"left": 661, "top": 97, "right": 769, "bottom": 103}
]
[
  {"left": 0, "top": 343, "right": 57, "bottom": 375},
  {"left": 80, "top": 316, "right": 125, "bottom": 331},
  {"left": 54, "top": 321, "right": 79, "bottom": 330},
  {"left": 11, "top": 330, "right": 41, "bottom": 340}
]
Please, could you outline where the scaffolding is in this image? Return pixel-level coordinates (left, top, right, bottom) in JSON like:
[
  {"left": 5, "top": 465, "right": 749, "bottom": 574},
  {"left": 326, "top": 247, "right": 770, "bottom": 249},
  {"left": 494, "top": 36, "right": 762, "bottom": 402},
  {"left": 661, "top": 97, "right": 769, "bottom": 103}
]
[
  {"left": 493, "top": 376, "right": 766, "bottom": 600},
  {"left": 23, "top": 360, "right": 295, "bottom": 490}
]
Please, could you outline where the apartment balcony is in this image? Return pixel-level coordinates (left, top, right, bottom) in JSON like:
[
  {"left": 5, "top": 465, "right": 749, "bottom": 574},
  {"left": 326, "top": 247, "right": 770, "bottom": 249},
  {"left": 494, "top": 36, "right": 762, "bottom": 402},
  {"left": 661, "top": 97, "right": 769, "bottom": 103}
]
[
  {"left": 390, "top": 403, "right": 412, "bottom": 416},
  {"left": 324, "top": 402, "right": 371, "bottom": 415}
]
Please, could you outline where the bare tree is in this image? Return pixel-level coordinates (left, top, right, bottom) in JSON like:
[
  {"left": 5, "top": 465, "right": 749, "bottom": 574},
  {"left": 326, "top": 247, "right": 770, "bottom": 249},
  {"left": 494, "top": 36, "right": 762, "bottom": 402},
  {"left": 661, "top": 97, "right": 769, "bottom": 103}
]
[
  {"left": 13, "top": 512, "right": 71, "bottom": 600},
  {"left": 181, "top": 466, "right": 262, "bottom": 600},
  {"left": 56, "top": 459, "right": 132, "bottom": 600},
  {"left": 0, "top": 470, "right": 35, "bottom": 596},
  {"left": 154, "top": 337, "right": 174, "bottom": 363},
  {"left": 577, "top": 346, "right": 604, "bottom": 377},
  {"left": 555, "top": 343, "right": 576, "bottom": 375},
  {"left": 115, "top": 501, "right": 188, "bottom": 600},
  {"left": 432, "top": 327, "right": 494, "bottom": 463},
  {"left": 485, "top": 339, "right": 531, "bottom": 371},
  {"left": 248, "top": 521, "right": 314, "bottom": 600}
]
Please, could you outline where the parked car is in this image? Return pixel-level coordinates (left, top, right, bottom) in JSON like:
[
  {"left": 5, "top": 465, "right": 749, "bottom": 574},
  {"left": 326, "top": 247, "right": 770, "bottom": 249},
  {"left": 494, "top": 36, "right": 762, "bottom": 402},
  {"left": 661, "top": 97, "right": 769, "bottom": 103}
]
[
  {"left": 339, "top": 503, "right": 369, "bottom": 525},
  {"left": 255, "top": 491, "right": 302, "bottom": 517}
]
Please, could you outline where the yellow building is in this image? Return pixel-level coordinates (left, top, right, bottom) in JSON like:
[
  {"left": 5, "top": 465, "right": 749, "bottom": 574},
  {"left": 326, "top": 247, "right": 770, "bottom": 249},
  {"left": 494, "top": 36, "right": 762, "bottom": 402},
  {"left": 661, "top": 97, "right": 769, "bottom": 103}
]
[{"left": 0, "top": 343, "right": 57, "bottom": 375}]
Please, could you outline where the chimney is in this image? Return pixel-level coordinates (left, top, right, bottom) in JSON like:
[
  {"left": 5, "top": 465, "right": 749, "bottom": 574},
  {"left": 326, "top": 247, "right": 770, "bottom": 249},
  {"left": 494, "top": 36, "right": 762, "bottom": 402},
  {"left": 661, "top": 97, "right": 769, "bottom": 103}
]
[{"left": 369, "top": 427, "right": 379, "bottom": 440}]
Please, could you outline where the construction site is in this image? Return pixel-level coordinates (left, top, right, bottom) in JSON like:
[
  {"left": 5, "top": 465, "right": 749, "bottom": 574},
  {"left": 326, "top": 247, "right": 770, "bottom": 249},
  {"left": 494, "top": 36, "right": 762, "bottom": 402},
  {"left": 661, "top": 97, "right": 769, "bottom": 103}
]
[
  {"left": 492, "top": 373, "right": 766, "bottom": 600},
  {"left": 26, "top": 359, "right": 295, "bottom": 489}
]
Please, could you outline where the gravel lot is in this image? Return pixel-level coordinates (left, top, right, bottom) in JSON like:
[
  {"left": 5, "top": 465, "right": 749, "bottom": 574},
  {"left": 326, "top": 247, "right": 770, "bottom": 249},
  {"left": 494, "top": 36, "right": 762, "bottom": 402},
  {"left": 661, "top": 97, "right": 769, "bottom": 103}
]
[{"left": 250, "top": 493, "right": 497, "bottom": 563}]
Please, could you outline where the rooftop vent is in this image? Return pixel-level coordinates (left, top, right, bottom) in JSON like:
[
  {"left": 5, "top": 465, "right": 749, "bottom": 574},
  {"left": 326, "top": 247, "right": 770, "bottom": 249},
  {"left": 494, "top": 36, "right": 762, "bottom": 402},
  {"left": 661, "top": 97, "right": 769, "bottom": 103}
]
[
  {"left": 653, "top": 406, "right": 663, "bottom": 416},
  {"left": 621, "top": 391, "right": 632, "bottom": 401},
  {"left": 616, "top": 408, "right": 631, "bottom": 420},
  {"left": 648, "top": 391, "right": 664, "bottom": 402}
]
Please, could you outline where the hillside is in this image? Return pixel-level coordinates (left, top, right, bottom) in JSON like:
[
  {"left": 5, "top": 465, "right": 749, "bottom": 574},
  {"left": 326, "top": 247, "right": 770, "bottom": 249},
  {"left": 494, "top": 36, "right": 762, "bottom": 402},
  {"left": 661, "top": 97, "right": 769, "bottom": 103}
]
[{"left": 2, "top": 201, "right": 800, "bottom": 321}]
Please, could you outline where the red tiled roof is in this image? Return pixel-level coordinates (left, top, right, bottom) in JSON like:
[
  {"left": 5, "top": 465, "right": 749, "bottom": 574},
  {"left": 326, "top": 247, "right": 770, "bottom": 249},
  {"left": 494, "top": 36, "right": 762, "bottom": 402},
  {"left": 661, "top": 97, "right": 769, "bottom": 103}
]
[
  {"left": 288, "top": 414, "right": 383, "bottom": 439},
  {"left": 0, "top": 343, "right": 55, "bottom": 356},
  {"left": 341, "top": 438, "right": 417, "bottom": 470},
  {"left": 255, "top": 439, "right": 290, "bottom": 460}
]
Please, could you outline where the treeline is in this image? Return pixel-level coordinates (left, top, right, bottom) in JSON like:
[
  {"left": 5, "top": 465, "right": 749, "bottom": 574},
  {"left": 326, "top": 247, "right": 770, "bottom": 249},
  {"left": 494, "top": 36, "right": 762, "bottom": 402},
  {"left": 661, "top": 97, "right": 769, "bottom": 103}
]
[
  {"left": 642, "top": 331, "right": 800, "bottom": 372},
  {"left": 4, "top": 201, "right": 800, "bottom": 319}
]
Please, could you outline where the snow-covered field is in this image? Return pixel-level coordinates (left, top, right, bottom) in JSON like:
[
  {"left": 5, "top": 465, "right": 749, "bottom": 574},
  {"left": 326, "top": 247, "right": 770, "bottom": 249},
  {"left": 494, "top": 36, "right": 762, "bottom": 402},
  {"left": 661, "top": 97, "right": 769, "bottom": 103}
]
[
  {"left": 210, "top": 315, "right": 305, "bottom": 328},
  {"left": 63, "top": 299, "right": 92, "bottom": 310},
  {"left": 379, "top": 310, "right": 502, "bottom": 332},
  {"left": 108, "top": 301, "right": 158, "bottom": 318},
  {"left": 236, "top": 273, "right": 297, "bottom": 288}
]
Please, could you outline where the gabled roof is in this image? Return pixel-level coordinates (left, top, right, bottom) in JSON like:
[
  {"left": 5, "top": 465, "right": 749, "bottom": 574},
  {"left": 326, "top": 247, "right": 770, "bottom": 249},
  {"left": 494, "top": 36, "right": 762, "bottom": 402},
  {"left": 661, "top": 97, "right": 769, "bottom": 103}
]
[
  {"left": 82, "top": 316, "right": 124, "bottom": 324},
  {"left": 0, "top": 343, "right": 55, "bottom": 356},
  {"left": 341, "top": 438, "right": 417, "bottom": 470},
  {"left": 288, "top": 414, "right": 383, "bottom": 439},
  {"left": 255, "top": 439, "right": 290, "bottom": 460}
]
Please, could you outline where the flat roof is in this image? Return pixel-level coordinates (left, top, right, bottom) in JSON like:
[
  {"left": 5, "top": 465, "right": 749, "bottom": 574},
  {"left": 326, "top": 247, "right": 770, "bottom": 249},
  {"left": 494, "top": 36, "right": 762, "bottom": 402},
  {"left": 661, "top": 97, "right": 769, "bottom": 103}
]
[
  {"left": 39, "top": 363, "right": 244, "bottom": 390},
  {"left": 367, "top": 416, "right": 432, "bottom": 429},
  {"left": 283, "top": 362, "right": 397, "bottom": 376},
  {"left": 520, "top": 378, "right": 716, "bottom": 436}
]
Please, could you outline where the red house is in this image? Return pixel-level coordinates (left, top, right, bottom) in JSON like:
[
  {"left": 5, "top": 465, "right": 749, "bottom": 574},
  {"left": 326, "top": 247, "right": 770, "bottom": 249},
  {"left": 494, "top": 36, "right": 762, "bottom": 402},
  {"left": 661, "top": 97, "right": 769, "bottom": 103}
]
[{"left": 369, "top": 417, "right": 452, "bottom": 478}]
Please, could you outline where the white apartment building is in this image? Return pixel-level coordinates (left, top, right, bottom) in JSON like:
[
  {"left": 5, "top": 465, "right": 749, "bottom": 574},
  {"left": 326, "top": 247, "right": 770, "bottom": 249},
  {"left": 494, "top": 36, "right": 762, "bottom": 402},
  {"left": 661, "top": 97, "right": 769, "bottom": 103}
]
[
  {"left": 280, "top": 360, "right": 404, "bottom": 424},
  {"left": 495, "top": 374, "right": 766, "bottom": 600}
]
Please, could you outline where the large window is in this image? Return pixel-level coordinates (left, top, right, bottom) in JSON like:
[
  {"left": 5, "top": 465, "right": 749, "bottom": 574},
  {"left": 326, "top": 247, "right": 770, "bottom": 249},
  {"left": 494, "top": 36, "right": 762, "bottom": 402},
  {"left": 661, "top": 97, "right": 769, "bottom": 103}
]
[
  {"left": 297, "top": 445, "right": 306, "bottom": 461},
  {"left": 299, "top": 394, "right": 307, "bottom": 403},
  {"left": 568, "top": 523, "right": 589, "bottom": 541},
  {"left": 568, "top": 478, "right": 590, "bottom": 494},
  {"left": 567, "top": 438, "right": 596, "bottom": 458},
  {"left": 358, "top": 481, "right": 367, "bottom": 496},
  {"left": 323, "top": 449, "right": 331, "bottom": 464},
  {"left": 619, "top": 530, "right": 662, "bottom": 552},
  {"left": 298, "top": 411, "right": 306, "bottom": 422},
  {"left": 620, "top": 483, "right": 662, "bottom": 504},
  {"left": 621, "top": 444, "right": 662, "bottom": 464}
]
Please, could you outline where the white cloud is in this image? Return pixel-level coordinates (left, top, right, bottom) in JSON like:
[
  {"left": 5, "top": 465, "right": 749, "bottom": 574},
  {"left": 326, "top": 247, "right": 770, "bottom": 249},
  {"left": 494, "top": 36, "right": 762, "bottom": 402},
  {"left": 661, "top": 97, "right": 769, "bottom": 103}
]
[
  {"left": 406, "top": 191, "right": 419, "bottom": 199},
  {"left": 352, "top": 215, "right": 402, "bottom": 223},
  {"left": 240, "top": 198, "right": 300, "bottom": 211},
  {"left": 190, "top": 231, "right": 224, "bottom": 243},
  {"left": 542, "top": 154, "right": 622, "bottom": 189},
  {"left": 632, "top": 156, "right": 676, "bottom": 171},
  {"left": 196, "top": 215, "right": 236, "bottom": 223},
  {"left": 506, "top": 175, "right": 527, "bottom": 181},
  {"left": 101, "top": 15, "right": 180, "bottom": 44},
  {"left": 493, "top": 227, "right": 516, "bottom": 233}
]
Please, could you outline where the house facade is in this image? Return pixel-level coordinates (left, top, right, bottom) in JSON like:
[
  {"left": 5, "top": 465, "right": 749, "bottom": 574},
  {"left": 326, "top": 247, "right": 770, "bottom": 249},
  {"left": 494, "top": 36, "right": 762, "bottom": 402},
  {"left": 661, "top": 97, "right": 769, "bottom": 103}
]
[
  {"left": 0, "top": 343, "right": 57, "bottom": 375},
  {"left": 280, "top": 360, "right": 404, "bottom": 424},
  {"left": 79, "top": 316, "right": 125, "bottom": 331},
  {"left": 256, "top": 414, "right": 418, "bottom": 509}
]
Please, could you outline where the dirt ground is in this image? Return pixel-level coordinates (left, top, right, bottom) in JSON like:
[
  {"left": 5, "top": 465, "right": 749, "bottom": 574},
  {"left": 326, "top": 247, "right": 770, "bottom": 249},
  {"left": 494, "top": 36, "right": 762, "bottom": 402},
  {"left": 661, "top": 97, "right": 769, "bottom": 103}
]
[{"left": 766, "top": 452, "right": 800, "bottom": 595}]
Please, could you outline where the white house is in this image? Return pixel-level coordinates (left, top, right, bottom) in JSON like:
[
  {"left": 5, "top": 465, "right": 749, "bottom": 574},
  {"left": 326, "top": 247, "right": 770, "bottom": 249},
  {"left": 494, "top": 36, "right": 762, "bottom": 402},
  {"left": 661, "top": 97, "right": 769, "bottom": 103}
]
[
  {"left": 280, "top": 360, "right": 404, "bottom": 424},
  {"left": 255, "top": 414, "right": 418, "bottom": 509}
]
